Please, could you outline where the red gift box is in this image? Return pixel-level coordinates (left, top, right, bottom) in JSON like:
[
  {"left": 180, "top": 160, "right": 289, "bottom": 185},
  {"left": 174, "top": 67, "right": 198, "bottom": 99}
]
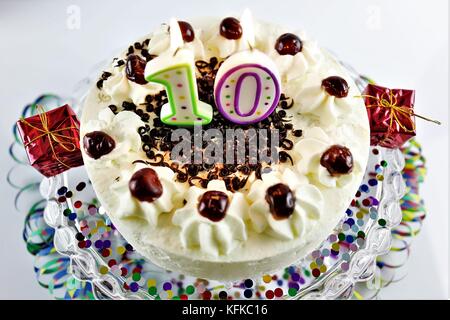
[
  {"left": 17, "top": 104, "right": 83, "bottom": 177},
  {"left": 363, "top": 84, "right": 416, "bottom": 149}
]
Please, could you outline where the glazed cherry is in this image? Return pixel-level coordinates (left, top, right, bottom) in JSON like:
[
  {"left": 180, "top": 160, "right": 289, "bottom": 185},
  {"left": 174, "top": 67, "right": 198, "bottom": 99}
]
[
  {"left": 178, "top": 21, "right": 195, "bottom": 42},
  {"left": 321, "top": 76, "right": 349, "bottom": 98},
  {"left": 198, "top": 191, "right": 229, "bottom": 222},
  {"left": 129, "top": 168, "right": 163, "bottom": 202},
  {"left": 125, "top": 54, "right": 148, "bottom": 85},
  {"left": 320, "top": 145, "right": 354, "bottom": 176},
  {"left": 83, "top": 131, "right": 116, "bottom": 160},
  {"left": 275, "top": 33, "right": 303, "bottom": 55},
  {"left": 220, "top": 17, "right": 243, "bottom": 40},
  {"left": 265, "top": 183, "right": 296, "bottom": 220}
]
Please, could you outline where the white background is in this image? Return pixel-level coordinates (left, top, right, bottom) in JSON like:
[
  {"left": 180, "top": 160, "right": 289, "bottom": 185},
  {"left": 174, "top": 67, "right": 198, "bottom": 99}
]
[{"left": 0, "top": 0, "right": 448, "bottom": 299}]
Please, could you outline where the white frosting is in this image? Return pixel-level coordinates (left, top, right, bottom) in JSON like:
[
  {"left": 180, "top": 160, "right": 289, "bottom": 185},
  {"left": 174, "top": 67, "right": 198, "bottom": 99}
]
[
  {"left": 247, "top": 169, "right": 323, "bottom": 240},
  {"left": 294, "top": 127, "right": 362, "bottom": 188},
  {"left": 148, "top": 23, "right": 206, "bottom": 59},
  {"left": 289, "top": 71, "right": 355, "bottom": 127},
  {"left": 103, "top": 23, "right": 206, "bottom": 106},
  {"left": 103, "top": 68, "right": 162, "bottom": 106},
  {"left": 80, "top": 15, "right": 370, "bottom": 280},
  {"left": 172, "top": 180, "right": 247, "bottom": 256},
  {"left": 81, "top": 108, "right": 187, "bottom": 226},
  {"left": 206, "top": 31, "right": 252, "bottom": 59},
  {"left": 110, "top": 164, "right": 186, "bottom": 226},
  {"left": 271, "top": 39, "right": 324, "bottom": 82},
  {"left": 82, "top": 108, "right": 143, "bottom": 168},
  {"left": 205, "top": 11, "right": 255, "bottom": 59}
]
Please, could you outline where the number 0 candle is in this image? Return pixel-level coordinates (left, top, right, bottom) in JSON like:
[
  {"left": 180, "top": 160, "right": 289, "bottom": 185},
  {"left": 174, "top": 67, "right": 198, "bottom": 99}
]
[
  {"left": 214, "top": 50, "right": 281, "bottom": 125},
  {"left": 145, "top": 19, "right": 213, "bottom": 126}
]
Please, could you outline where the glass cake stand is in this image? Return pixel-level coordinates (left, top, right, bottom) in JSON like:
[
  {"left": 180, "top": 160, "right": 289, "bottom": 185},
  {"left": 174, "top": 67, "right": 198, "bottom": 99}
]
[{"left": 38, "top": 61, "right": 406, "bottom": 300}]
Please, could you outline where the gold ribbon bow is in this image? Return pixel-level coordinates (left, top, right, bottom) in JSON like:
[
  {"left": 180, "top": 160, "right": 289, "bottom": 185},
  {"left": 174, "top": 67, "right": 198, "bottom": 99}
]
[
  {"left": 20, "top": 105, "right": 78, "bottom": 169},
  {"left": 361, "top": 91, "right": 441, "bottom": 134}
]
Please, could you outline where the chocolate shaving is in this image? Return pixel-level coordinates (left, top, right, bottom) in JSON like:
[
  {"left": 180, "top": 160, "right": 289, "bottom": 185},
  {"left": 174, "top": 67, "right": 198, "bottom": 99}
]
[
  {"left": 101, "top": 72, "right": 112, "bottom": 80},
  {"left": 96, "top": 80, "right": 104, "bottom": 90},
  {"left": 279, "top": 151, "right": 294, "bottom": 165},
  {"left": 115, "top": 60, "right": 125, "bottom": 67},
  {"left": 281, "top": 139, "right": 294, "bottom": 150},
  {"left": 96, "top": 72, "right": 112, "bottom": 90},
  {"left": 108, "top": 105, "right": 118, "bottom": 114},
  {"left": 127, "top": 46, "right": 134, "bottom": 55}
]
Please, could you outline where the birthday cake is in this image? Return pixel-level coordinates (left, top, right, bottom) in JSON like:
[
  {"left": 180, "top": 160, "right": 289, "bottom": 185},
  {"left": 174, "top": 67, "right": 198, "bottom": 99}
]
[{"left": 80, "top": 13, "right": 370, "bottom": 280}]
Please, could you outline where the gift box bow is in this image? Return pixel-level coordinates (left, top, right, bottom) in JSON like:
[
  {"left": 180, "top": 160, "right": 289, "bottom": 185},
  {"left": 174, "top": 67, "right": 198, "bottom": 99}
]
[
  {"left": 362, "top": 84, "right": 440, "bottom": 147},
  {"left": 363, "top": 85, "right": 416, "bottom": 134}
]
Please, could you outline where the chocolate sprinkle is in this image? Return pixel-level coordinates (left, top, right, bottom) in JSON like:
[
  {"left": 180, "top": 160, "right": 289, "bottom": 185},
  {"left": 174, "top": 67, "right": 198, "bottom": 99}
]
[
  {"left": 108, "top": 104, "right": 118, "bottom": 113},
  {"left": 279, "top": 151, "right": 294, "bottom": 165},
  {"left": 127, "top": 45, "right": 134, "bottom": 55},
  {"left": 101, "top": 72, "right": 112, "bottom": 80},
  {"left": 115, "top": 59, "right": 125, "bottom": 67},
  {"left": 96, "top": 80, "right": 104, "bottom": 90}
]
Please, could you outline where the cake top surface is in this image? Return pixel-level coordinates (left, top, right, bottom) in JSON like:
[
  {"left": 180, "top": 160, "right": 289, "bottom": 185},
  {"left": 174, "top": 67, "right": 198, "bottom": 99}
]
[{"left": 80, "top": 13, "right": 370, "bottom": 280}]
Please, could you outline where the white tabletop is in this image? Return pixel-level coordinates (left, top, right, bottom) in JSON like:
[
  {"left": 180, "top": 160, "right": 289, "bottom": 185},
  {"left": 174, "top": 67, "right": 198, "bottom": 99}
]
[{"left": 0, "top": 0, "right": 447, "bottom": 299}]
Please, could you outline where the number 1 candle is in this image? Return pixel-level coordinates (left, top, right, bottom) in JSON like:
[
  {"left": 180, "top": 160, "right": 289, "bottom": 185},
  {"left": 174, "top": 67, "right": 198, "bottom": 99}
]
[
  {"left": 145, "top": 19, "right": 213, "bottom": 126},
  {"left": 214, "top": 49, "right": 281, "bottom": 124}
]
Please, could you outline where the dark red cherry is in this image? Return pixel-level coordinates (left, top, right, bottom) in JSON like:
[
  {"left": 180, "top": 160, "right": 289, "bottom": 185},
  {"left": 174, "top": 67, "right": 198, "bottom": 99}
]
[
  {"left": 198, "top": 191, "right": 229, "bottom": 222},
  {"left": 220, "top": 17, "right": 243, "bottom": 40},
  {"left": 129, "top": 168, "right": 163, "bottom": 202},
  {"left": 125, "top": 54, "right": 148, "bottom": 85},
  {"left": 265, "top": 183, "right": 296, "bottom": 220},
  {"left": 83, "top": 131, "right": 115, "bottom": 159},
  {"left": 320, "top": 145, "right": 353, "bottom": 176},
  {"left": 178, "top": 21, "right": 195, "bottom": 42},
  {"left": 321, "top": 76, "right": 349, "bottom": 98},
  {"left": 275, "top": 33, "right": 303, "bottom": 55}
]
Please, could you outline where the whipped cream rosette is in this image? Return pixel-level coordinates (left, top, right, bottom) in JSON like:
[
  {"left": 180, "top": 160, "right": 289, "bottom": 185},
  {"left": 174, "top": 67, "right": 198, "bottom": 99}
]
[
  {"left": 111, "top": 164, "right": 186, "bottom": 226},
  {"left": 148, "top": 23, "right": 206, "bottom": 59},
  {"left": 103, "top": 67, "right": 161, "bottom": 106},
  {"left": 247, "top": 169, "right": 323, "bottom": 241},
  {"left": 290, "top": 71, "right": 356, "bottom": 126},
  {"left": 294, "top": 127, "right": 364, "bottom": 188},
  {"left": 271, "top": 35, "right": 324, "bottom": 82},
  {"left": 205, "top": 13, "right": 254, "bottom": 59},
  {"left": 82, "top": 108, "right": 143, "bottom": 168},
  {"left": 173, "top": 179, "right": 247, "bottom": 256}
]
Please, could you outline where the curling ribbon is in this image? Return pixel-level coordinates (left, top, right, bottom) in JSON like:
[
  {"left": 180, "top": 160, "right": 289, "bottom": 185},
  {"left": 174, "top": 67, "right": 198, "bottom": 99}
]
[{"left": 8, "top": 95, "right": 94, "bottom": 300}]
